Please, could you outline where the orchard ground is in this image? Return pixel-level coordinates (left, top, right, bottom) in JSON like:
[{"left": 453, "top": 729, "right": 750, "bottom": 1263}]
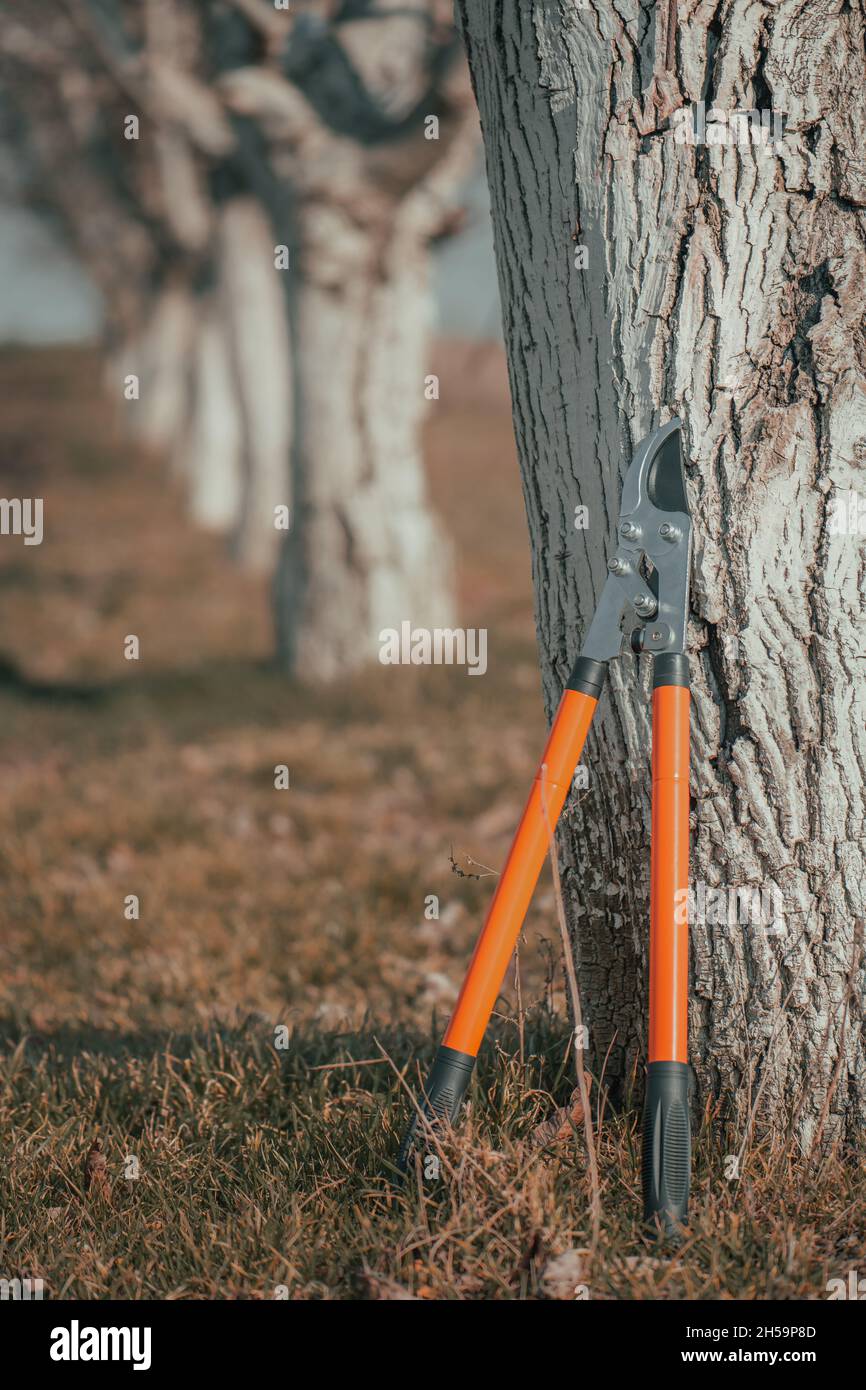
[{"left": 0, "top": 346, "right": 862, "bottom": 1299}]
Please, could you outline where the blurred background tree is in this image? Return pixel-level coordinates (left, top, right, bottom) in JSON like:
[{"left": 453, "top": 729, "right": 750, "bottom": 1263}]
[{"left": 0, "top": 0, "right": 480, "bottom": 677}]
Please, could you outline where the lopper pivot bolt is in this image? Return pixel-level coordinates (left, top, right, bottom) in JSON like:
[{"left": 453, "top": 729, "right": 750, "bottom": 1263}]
[{"left": 398, "top": 419, "right": 693, "bottom": 1234}]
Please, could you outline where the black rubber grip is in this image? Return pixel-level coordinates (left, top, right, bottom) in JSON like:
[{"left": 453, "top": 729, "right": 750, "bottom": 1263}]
[
  {"left": 642, "top": 1060, "right": 691, "bottom": 1233},
  {"left": 397, "top": 1045, "right": 475, "bottom": 1171},
  {"left": 567, "top": 655, "right": 608, "bottom": 700}
]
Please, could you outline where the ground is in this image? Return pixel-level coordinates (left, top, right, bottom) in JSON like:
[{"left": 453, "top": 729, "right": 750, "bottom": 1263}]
[{"left": 0, "top": 347, "right": 862, "bottom": 1299}]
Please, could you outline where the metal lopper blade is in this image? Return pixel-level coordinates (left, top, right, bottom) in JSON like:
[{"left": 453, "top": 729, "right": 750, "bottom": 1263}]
[{"left": 580, "top": 418, "right": 692, "bottom": 663}]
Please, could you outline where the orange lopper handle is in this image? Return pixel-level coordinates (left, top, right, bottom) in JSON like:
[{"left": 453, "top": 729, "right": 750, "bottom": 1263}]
[
  {"left": 643, "top": 657, "right": 691, "bottom": 1230},
  {"left": 648, "top": 678, "right": 690, "bottom": 1062},
  {"left": 396, "top": 657, "right": 606, "bottom": 1172},
  {"left": 443, "top": 683, "right": 599, "bottom": 1057}
]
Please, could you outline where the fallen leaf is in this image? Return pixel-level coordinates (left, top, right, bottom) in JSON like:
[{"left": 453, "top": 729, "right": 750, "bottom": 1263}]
[
  {"left": 541, "top": 1248, "right": 591, "bottom": 1300},
  {"left": 530, "top": 1075, "right": 592, "bottom": 1148},
  {"left": 83, "top": 1138, "right": 112, "bottom": 1205},
  {"left": 363, "top": 1271, "right": 421, "bottom": 1301}
]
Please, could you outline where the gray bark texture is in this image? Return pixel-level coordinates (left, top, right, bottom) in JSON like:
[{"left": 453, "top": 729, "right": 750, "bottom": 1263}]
[{"left": 457, "top": 0, "right": 866, "bottom": 1147}]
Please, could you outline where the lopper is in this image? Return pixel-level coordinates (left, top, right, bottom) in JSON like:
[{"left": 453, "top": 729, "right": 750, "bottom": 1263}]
[{"left": 398, "top": 419, "right": 693, "bottom": 1232}]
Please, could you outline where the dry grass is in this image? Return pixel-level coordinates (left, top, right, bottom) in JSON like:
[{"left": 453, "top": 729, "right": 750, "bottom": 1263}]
[
  {"left": 4, "top": 1024, "right": 862, "bottom": 1300},
  {"left": 0, "top": 347, "right": 862, "bottom": 1299}
]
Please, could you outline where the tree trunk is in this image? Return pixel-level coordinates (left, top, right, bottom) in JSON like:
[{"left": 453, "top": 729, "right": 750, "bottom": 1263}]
[
  {"left": 2, "top": 1, "right": 476, "bottom": 674},
  {"left": 117, "top": 281, "right": 197, "bottom": 455},
  {"left": 181, "top": 296, "right": 244, "bottom": 534},
  {"left": 236, "top": 12, "right": 482, "bottom": 677},
  {"left": 274, "top": 183, "right": 460, "bottom": 678},
  {"left": 217, "top": 195, "right": 293, "bottom": 573},
  {"left": 459, "top": 0, "right": 866, "bottom": 1146}
]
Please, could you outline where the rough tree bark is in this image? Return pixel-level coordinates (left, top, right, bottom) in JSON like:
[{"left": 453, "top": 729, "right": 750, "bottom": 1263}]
[
  {"left": 458, "top": 0, "right": 866, "bottom": 1147},
  {"left": 1, "top": 0, "right": 477, "bottom": 670}
]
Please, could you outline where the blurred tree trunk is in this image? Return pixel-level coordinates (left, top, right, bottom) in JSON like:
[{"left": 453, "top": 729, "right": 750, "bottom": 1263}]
[
  {"left": 266, "top": 130, "right": 474, "bottom": 674},
  {"left": 459, "top": 0, "right": 866, "bottom": 1148},
  {"left": 276, "top": 205, "right": 455, "bottom": 678},
  {"left": 1, "top": 0, "right": 477, "bottom": 673},
  {"left": 221, "top": 11, "right": 479, "bottom": 673},
  {"left": 181, "top": 295, "right": 243, "bottom": 533},
  {"left": 217, "top": 194, "right": 292, "bottom": 573}
]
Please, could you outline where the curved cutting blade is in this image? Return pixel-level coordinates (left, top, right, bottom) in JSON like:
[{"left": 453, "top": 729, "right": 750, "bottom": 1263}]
[{"left": 580, "top": 418, "right": 692, "bottom": 662}]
